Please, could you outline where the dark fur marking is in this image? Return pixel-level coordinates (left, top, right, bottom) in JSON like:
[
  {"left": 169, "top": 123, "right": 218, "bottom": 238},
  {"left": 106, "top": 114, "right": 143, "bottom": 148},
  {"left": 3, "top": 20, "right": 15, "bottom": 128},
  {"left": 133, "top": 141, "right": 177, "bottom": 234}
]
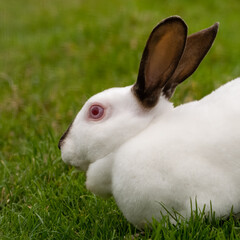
[
  {"left": 132, "top": 16, "right": 188, "bottom": 108},
  {"left": 162, "top": 22, "right": 219, "bottom": 99},
  {"left": 58, "top": 122, "right": 73, "bottom": 149}
]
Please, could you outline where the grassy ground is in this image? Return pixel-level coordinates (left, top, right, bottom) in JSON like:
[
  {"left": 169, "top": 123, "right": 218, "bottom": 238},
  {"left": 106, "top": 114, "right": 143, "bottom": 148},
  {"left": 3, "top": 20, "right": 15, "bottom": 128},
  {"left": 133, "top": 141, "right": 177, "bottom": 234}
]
[{"left": 1, "top": 0, "right": 240, "bottom": 239}]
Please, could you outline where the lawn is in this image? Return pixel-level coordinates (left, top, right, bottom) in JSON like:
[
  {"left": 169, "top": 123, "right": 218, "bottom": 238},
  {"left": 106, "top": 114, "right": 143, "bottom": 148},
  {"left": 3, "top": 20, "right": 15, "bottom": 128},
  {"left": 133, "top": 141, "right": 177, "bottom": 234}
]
[{"left": 1, "top": 0, "right": 240, "bottom": 239}]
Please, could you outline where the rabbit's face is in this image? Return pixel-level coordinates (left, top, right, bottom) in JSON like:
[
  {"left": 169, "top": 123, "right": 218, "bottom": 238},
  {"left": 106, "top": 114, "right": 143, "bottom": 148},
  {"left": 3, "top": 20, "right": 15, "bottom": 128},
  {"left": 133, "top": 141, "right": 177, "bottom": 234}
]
[{"left": 59, "top": 86, "right": 159, "bottom": 171}]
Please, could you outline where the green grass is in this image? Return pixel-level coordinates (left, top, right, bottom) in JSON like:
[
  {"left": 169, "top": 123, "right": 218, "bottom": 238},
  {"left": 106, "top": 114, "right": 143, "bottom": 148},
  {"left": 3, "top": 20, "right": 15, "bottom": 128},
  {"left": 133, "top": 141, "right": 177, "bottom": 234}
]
[{"left": 1, "top": 0, "right": 240, "bottom": 239}]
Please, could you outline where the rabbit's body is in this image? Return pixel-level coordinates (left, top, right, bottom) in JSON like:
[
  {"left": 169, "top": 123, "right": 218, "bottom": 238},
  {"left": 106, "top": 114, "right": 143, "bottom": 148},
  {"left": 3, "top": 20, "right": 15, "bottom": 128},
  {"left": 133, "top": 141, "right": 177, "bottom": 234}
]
[
  {"left": 59, "top": 16, "right": 240, "bottom": 228},
  {"left": 112, "top": 78, "right": 240, "bottom": 227}
]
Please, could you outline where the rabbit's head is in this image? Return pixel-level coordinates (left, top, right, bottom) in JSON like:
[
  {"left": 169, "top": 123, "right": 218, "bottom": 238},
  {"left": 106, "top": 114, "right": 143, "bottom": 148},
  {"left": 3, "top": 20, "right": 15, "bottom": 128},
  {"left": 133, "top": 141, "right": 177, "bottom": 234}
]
[
  {"left": 59, "top": 16, "right": 218, "bottom": 171},
  {"left": 58, "top": 86, "right": 166, "bottom": 171}
]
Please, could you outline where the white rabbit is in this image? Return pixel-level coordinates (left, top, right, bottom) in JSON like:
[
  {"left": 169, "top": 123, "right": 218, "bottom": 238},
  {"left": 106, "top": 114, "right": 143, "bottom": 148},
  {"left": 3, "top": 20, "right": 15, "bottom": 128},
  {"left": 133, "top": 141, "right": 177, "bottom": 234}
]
[{"left": 59, "top": 16, "right": 240, "bottom": 228}]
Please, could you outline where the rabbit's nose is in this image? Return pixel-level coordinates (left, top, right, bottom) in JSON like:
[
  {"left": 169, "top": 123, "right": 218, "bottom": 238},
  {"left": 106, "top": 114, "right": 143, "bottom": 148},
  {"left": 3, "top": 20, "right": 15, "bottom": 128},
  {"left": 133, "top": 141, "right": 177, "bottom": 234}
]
[
  {"left": 58, "top": 131, "right": 67, "bottom": 150},
  {"left": 58, "top": 138, "right": 63, "bottom": 150},
  {"left": 58, "top": 122, "right": 73, "bottom": 150}
]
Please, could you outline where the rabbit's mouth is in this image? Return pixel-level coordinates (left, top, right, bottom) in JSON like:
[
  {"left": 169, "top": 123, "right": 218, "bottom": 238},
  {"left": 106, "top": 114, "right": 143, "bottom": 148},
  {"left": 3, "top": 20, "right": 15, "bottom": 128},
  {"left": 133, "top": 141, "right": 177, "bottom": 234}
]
[
  {"left": 64, "top": 157, "right": 90, "bottom": 172},
  {"left": 60, "top": 145, "right": 90, "bottom": 172},
  {"left": 74, "top": 162, "right": 90, "bottom": 172}
]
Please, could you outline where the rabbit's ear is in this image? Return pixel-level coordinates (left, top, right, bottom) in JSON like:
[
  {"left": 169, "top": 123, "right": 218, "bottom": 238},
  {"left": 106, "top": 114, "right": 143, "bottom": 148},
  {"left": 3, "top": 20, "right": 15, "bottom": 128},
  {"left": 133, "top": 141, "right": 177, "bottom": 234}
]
[
  {"left": 163, "top": 22, "right": 219, "bottom": 99},
  {"left": 132, "top": 16, "right": 188, "bottom": 108}
]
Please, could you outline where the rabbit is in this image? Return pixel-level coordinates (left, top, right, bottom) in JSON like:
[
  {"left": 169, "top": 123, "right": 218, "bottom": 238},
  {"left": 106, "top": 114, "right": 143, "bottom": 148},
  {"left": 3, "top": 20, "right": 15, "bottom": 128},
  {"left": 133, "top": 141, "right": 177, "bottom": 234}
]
[{"left": 58, "top": 16, "right": 240, "bottom": 228}]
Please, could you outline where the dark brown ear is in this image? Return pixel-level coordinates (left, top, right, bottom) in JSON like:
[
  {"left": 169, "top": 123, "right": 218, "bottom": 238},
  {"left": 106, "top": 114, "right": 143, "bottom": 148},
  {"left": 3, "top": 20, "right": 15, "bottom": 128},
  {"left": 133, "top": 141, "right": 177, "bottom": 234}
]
[
  {"left": 163, "top": 22, "right": 219, "bottom": 99},
  {"left": 132, "top": 16, "right": 188, "bottom": 108}
]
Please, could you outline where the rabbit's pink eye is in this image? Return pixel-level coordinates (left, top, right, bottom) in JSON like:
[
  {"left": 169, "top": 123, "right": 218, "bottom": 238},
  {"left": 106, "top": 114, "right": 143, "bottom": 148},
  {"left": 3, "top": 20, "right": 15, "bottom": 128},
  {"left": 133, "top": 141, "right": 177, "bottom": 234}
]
[{"left": 89, "top": 105, "right": 105, "bottom": 120}]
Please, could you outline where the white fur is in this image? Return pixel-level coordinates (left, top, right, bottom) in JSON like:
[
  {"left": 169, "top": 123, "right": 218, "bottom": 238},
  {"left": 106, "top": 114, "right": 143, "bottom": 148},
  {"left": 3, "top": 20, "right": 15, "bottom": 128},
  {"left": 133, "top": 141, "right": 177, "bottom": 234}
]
[{"left": 61, "top": 78, "right": 240, "bottom": 228}]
